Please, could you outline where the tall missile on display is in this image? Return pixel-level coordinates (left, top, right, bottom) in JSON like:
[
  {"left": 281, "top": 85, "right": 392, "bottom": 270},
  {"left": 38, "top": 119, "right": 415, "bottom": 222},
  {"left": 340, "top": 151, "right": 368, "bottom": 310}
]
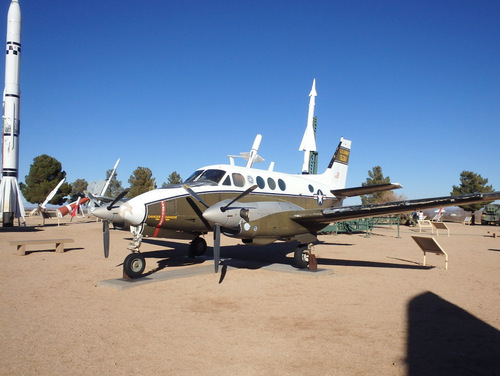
[
  {"left": 0, "top": 0, "right": 24, "bottom": 226},
  {"left": 299, "top": 79, "right": 318, "bottom": 174}
]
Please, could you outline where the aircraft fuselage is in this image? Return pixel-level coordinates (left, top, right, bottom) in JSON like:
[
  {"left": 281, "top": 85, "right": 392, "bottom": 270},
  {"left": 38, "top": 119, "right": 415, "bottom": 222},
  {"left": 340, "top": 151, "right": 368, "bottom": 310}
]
[{"left": 120, "top": 163, "right": 344, "bottom": 244}]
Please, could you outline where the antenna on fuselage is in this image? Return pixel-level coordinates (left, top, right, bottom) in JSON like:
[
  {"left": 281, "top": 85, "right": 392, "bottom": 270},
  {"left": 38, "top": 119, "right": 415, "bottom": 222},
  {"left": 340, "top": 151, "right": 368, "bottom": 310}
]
[{"left": 299, "top": 79, "right": 319, "bottom": 174}]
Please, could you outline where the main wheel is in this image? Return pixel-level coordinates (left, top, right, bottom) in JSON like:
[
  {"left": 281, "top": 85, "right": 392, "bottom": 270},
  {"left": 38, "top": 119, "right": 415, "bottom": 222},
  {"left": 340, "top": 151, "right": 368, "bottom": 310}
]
[
  {"left": 123, "top": 253, "right": 146, "bottom": 278},
  {"left": 294, "top": 245, "right": 309, "bottom": 269},
  {"left": 189, "top": 237, "right": 207, "bottom": 257}
]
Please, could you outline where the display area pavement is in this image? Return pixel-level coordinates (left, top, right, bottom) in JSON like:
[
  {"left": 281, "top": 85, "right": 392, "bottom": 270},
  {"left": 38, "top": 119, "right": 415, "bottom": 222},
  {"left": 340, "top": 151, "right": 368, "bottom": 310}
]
[{"left": 97, "top": 258, "right": 334, "bottom": 290}]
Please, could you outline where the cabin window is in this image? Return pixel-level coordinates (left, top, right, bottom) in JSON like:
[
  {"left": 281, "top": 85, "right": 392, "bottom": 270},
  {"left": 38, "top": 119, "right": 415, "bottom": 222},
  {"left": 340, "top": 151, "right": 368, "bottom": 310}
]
[
  {"left": 222, "top": 176, "right": 231, "bottom": 186},
  {"left": 278, "top": 179, "right": 286, "bottom": 191},
  {"left": 232, "top": 173, "right": 245, "bottom": 187},
  {"left": 199, "top": 169, "right": 226, "bottom": 184},
  {"left": 185, "top": 170, "right": 203, "bottom": 183},
  {"left": 256, "top": 176, "right": 265, "bottom": 189},
  {"left": 308, "top": 184, "right": 314, "bottom": 193},
  {"left": 267, "top": 178, "right": 276, "bottom": 190}
]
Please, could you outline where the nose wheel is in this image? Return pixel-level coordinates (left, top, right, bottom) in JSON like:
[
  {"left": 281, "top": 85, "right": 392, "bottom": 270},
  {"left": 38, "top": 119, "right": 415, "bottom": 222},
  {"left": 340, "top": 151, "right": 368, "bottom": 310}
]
[
  {"left": 123, "top": 225, "right": 146, "bottom": 279},
  {"left": 123, "top": 253, "right": 146, "bottom": 279}
]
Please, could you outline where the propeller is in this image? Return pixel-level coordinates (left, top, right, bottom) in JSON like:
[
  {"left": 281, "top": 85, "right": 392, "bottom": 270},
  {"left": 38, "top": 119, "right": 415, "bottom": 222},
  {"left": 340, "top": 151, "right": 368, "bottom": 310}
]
[
  {"left": 99, "top": 189, "right": 129, "bottom": 258},
  {"left": 183, "top": 185, "right": 209, "bottom": 208},
  {"left": 220, "top": 185, "right": 258, "bottom": 212},
  {"left": 183, "top": 184, "right": 257, "bottom": 273},
  {"left": 103, "top": 220, "right": 110, "bottom": 258},
  {"left": 107, "top": 189, "right": 130, "bottom": 210},
  {"left": 213, "top": 224, "right": 221, "bottom": 273}
]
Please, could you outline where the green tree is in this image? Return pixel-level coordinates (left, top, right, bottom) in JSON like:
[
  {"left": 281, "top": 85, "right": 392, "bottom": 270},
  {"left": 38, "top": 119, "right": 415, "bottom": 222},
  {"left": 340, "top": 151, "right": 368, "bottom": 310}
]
[
  {"left": 162, "top": 171, "right": 182, "bottom": 187},
  {"left": 20, "top": 154, "right": 72, "bottom": 205},
  {"left": 360, "top": 166, "right": 391, "bottom": 204},
  {"left": 128, "top": 167, "right": 156, "bottom": 198},
  {"left": 104, "top": 169, "right": 123, "bottom": 197},
  {"left": 69, "top": 179, "right": 88, "bottom": 202},
  {"left": 451, "top": 171, "right": 494, "bottom": 225}
]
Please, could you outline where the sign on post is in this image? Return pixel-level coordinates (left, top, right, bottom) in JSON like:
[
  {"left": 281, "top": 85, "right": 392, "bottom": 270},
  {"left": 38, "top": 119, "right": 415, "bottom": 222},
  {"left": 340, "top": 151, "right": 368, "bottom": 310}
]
[{"left": 411, "top": 236, "right": 448, "bottom": 270}]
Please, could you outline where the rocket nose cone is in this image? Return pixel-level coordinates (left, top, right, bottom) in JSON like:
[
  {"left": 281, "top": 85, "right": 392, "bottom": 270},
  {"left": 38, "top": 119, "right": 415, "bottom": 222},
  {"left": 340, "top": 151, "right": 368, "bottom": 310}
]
[
  {"left": 309, "top": 78, "right": 317, "bottom": 97},
  {"left": 8, "top": 0, "right": 21, "bottom": 19}
]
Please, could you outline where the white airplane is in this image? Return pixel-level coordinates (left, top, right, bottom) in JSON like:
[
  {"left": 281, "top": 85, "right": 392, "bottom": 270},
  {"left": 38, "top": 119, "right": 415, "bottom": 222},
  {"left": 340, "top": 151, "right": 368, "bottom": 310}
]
[{"left": 93, "top": 135, "right": 499, "bottom": 278}]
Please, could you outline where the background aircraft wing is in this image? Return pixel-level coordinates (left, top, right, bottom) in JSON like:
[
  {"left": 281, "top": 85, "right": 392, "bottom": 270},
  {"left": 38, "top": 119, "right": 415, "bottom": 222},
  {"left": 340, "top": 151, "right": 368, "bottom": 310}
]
[
  {"left": 291, "top": 192, "right": 500, "bottom": 226},
  {"left": 331, "top": 183, "right": 402, "bottom": 198}
]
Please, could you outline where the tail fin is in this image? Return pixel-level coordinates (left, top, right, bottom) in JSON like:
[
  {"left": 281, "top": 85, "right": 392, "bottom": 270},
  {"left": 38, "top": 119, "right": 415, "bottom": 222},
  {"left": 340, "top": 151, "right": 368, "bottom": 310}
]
[{"left": 320, "top": 137, "right": 351, "bottom": 189}]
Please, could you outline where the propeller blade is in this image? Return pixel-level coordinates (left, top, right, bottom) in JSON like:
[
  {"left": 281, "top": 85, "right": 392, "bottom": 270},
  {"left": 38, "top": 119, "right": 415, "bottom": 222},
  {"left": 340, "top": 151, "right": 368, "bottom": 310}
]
[
  {"left": 185, "top": 197, "right": 212, "bottom": 231},
  {"left": 213, "top": 224, "right": 220, "bottom": 273},
  {"left": 221, "top": 184, "right": 258, "bottom": 212},
  {"left": 103, "top": 220, "right": 110, "bottom": 258},
  {"left": 107, "top": 189, "right": 130, "bottom": 211},
  {"left": 183, "top": 184, "right": 209, "bottom": 208}
]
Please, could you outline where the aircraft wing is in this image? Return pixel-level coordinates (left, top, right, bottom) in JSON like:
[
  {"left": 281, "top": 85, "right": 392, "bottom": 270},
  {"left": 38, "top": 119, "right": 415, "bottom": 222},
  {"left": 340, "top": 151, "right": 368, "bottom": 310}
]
[
  {"left": 291, "top": 192, "right": 500, "bottom": 227},
  {"left": 331, "top": 183, "right": 402, "bottom": 198}
]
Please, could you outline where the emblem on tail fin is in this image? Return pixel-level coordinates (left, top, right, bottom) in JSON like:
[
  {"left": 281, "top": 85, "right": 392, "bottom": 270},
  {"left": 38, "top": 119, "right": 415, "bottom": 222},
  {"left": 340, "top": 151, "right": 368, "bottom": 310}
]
[{"left": 328, "top": 137, "right": 351, "bottom": 168}]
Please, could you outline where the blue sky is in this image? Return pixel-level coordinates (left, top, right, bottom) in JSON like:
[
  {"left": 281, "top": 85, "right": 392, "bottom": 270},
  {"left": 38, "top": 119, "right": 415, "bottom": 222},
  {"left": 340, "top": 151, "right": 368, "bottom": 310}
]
[{"left": 3, "top": 0, "right": 500, "bottom": 204}]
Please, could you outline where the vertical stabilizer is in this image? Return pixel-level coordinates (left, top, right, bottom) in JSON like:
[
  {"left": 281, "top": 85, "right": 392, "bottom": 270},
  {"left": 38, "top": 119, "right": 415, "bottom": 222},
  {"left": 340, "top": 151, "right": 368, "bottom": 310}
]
[{"left": 320, "top": 137, "right": 351, "bottom": 189}]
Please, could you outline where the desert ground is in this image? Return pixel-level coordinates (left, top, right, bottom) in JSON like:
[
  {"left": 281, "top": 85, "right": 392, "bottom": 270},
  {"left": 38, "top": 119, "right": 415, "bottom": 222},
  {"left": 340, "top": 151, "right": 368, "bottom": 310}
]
[{"left": 1, "top": 215, "right": 499, "bottom": 375}]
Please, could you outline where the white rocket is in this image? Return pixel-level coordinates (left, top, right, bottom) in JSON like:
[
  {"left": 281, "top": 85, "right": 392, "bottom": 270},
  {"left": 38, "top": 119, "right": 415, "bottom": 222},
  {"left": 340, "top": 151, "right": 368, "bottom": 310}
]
[
  {"left": 299, "top": 79, "right": 318, "bottom": 173},
  {"left": 0, "top": 0, "right": 24, "bottom": 226}
]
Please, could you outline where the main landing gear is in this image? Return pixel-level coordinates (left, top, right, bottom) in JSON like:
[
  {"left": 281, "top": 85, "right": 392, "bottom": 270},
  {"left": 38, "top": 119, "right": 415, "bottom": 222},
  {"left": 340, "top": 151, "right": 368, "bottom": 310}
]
[
  {"left": 188, "top": 237, "right": 207, "bottom": 257},
  {"left": 122, "top": 233, "right": 208, "bottom": 279},
  {"left": 293, "top": 243, "right": 316, "bottom": 270}
]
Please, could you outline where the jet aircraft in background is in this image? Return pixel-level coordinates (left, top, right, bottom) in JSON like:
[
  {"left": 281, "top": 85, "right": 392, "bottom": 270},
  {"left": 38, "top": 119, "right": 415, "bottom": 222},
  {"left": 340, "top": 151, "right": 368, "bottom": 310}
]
[{"left": 93, "top": 135, "right": 499, "bottom": 278}]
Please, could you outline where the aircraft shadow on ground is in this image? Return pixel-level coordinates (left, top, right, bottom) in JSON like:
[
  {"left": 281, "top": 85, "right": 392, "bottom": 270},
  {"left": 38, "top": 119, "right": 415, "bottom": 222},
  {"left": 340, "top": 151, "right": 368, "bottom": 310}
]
[
  {"left": 316, "top": 257, "right": 432, "bottom": 270},
  {"left": 131, "top": 238, "right": 433, "bottom": 276},
  {"left": 407, "top": 291, "right": 500, "bottom": 375}
]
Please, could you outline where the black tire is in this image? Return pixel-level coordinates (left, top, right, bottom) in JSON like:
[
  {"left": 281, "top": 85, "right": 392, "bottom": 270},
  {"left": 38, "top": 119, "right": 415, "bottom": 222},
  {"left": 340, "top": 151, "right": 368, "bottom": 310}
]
[
  {"left": 189, "top": 237, "right": 207, "bottom": 257},
  {"left": 294, "top": 245, "right": 309, "bottom": 269},
  {"left": 123, "top": 253, "right": 146, "bottom": 278}
]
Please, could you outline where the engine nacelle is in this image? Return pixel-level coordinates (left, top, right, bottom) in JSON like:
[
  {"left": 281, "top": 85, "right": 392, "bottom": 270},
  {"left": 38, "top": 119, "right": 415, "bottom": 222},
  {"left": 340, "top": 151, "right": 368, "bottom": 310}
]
[{"left": 203, "top": 200, "right": 309, "bottom": 240}]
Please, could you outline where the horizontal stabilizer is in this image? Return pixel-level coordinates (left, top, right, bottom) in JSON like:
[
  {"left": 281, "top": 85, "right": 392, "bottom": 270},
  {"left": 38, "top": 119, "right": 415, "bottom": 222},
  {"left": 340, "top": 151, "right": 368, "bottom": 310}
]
[{"left": 331, "top": 183, "right": 403, "bottom": 198}]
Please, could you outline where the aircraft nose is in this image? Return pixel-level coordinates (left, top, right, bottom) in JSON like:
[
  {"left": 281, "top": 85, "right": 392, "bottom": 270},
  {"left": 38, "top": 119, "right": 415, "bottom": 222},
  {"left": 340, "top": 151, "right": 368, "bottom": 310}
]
[{"left": 118, "top": 198, "right": 146, "bottom": 226}]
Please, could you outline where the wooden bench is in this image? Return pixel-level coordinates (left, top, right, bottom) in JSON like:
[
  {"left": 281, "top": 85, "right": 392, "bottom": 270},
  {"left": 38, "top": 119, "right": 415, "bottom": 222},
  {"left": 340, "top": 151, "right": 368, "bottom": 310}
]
[{"left": 9, "top": 239, "right": 75, "bottom": 256}]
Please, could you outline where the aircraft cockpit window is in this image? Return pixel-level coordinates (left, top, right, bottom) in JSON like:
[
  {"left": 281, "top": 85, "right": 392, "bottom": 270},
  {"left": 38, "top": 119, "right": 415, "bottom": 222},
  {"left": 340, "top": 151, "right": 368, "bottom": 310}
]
[
  {"left": 256, "top": 176, "right": 265, "bottom": 189},
  {"left": 232, "top": 173, "right": 245, "bottom": 187},
  {"left": 278, "top": 179, "right": 286, "bottom": 191},
  {"left": 267, "top": 178, "right": 276, "bottom": 190},
  {"left": 185, "top": 170, "right": 204, "bottom": 183},
  {"left": 222, "top": 176, "right": 231, "bottom": 186},
  {"left": 199, "top": 169, "right": 226, "bottom": 184}
]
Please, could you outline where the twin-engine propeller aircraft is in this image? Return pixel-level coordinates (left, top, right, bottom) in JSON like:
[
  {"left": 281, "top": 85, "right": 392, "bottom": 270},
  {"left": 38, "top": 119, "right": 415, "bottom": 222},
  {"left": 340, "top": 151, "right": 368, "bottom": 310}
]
[{"left": 93, "top": 135, "right": 499, "bottom": 278}]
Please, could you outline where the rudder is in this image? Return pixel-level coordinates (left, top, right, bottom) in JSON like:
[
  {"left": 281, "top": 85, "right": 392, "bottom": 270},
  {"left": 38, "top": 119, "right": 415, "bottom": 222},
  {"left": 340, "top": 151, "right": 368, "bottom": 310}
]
[{"left": 322, "top": 137, "right": 351, "bottom": 189}]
